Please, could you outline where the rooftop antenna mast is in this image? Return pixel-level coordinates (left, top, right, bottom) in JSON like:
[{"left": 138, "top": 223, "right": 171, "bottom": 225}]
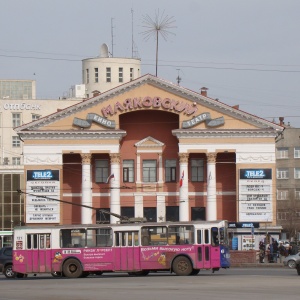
[
  {"left": 141, "top": 9, "right": 176, "bottom": 76},
  {"left": 111, "top": 18, "right": 115, "bottom": 57},
  {"left": 131, "top": 8, "right": 134, "bottom": 58}
]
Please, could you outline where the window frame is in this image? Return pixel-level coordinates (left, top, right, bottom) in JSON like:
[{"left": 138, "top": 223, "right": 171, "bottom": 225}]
[
  {"left": 165, "top": 159, "right": 177, "bottom": 182},
  {"left": 191, "top": 159, "right": 204, "bottom": 182},
  {"left": 95, "top": 159, "right": 109, "bottom": 183},
  {"left": 142, "top": 159, "right": 157, "bottom": 182},
  {"left": 276, "top": 168, "right": 289, "bottom": 179}
]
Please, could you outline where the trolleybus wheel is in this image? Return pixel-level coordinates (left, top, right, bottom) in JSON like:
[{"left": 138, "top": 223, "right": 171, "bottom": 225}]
[
  {"left": 173, "top": 256, "right": 192, "bottom": 276},
  {"left": 190, "top": 269, "right": 200, "bottom": 275},
  {"left": 4, "top": 264, "right": 15, "bottom": 279},
  {"left": 63, "top": 259, "right": 83, "bottom": 278}
]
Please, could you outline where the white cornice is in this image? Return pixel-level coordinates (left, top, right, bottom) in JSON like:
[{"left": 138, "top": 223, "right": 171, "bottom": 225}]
[
  {"left": 172, "top": 129, "right": 278, "bottom": 139},
  {"left": 18, "top": 130, "right": 127, "bottom": 140}
]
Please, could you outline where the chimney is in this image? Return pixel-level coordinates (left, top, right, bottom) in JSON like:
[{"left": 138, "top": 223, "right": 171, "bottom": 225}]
[
  {"left": 200, "top": 87, "right": 208, "bottom": 97},
  {"left": 279, "top": 117, "right": 284, "bottom": 126},
  {"left": 232, "top": 105, "right": 239, "bottom": 110}
]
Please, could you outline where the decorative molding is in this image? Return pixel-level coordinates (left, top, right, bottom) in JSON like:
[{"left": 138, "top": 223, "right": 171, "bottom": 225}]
[
  {"left": 178, "top": 153, "right": 189, "bottom": 163},
  {"left": 173, "top": 129, "right": 278, "bottom": 139},
  {"left": 24, "top": 154, "right": 61, "bottom": 165},
  {"left": 135, "top": 136, "right": 164, "bottom": 148},
  {"left": 17, "top": 130, "right": 127, "bottom": 141},
  {"left": 206, "top": 152, "right": 217, "bottom": 163},
  {"left": 110, "top": 153, "right": 121, "bottom": 164},
  {"left": 80, "top": 153, "right": 92, "bottom": 164}
]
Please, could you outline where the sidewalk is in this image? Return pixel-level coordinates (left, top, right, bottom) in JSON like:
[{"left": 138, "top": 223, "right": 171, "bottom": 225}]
[{"left": 231, "top": 261, "right": 285, "bottom": 268}]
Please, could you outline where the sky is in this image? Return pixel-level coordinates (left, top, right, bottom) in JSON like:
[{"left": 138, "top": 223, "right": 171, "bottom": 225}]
[{"left": 1, "top": 0, "right": 300, "bottom": 127}]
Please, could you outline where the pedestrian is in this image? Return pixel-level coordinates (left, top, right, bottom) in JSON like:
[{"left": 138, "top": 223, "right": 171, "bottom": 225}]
[
  {"left": 272, "top": 240, "right": 278, "bottom": 263},
  {"left": 259, "top": 241, "right": 265, "bottom": 263}
]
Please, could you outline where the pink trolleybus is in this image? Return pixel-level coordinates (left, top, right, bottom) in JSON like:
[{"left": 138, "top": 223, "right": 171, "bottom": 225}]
[{"left": 12, "top": 220, "right": 230, "bottom": 278}]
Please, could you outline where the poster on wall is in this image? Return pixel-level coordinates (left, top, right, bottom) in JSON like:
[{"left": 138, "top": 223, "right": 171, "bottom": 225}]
[
  {"left": 26, "top": 170, "right": 60, "bottom": 223},
  {"left": 242, "top": 235, "right": 255, "bottom": 250},
  {"left": 239, "top": 169, "right": 272, "bottom": 222}
]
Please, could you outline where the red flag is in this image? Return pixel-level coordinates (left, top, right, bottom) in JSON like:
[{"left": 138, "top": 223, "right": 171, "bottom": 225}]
[
  {"left": 179, "top": 171, "right": 184, "bottom": 187},
  {"left": 106, "top": 173, "right": 115, "bottom": 183}
]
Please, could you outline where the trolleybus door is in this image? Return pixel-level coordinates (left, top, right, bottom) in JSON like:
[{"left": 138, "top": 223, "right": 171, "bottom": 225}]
[
  {"left": 196, "top": 229, "right": 211, "bottom": 269},
  {"left": 27, "top": 233, "right": 52, "bottom": 273},
  {"left": 114, "top": 231, "right": 140, "bottom": 271}
]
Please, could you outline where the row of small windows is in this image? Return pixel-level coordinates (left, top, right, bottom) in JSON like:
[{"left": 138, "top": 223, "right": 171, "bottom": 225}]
[
  {"left": 277, "top": 168, "right": 300, "bottom": 179},
  {"left": 276, "top": 147, "right": 300, "bottom": 159},
  {"left": 85, "top": 67, "right": 135, "bottom": 84},
  {"left": 277, "top": 211, "right": 300, "bottom": 220},
  {"left": 11, "top": 113, "right": 40, "bottom": 128},
  {"left": 277, "top": 189, "right": 300, "bottom": 200},
  {"left": 96, "top": 159, "right": 204, "bottom": 183}
]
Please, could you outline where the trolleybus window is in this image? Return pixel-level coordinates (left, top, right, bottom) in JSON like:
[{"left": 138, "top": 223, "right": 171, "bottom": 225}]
[
  {"left": 211, "top": 227, "right": 219, "bottom": 246},
  {"left": 27, "top": 234, "right": 38, "bottom": 249},
  {"left": 141, "top": 226, "right": 167, "bottom": 246},
  {"left": 168, "top": 225, "right": 194, "bottom": 245}
]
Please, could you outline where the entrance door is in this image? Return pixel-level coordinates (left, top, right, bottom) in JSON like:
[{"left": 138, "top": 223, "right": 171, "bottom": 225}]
[{"left": 114, "top": 231, "right": 140, "bottom": 271}]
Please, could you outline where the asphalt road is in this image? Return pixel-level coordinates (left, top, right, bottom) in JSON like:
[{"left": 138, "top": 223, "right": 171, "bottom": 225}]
[{"left": 0, "top": 268, "right": 298, "bottom": 300}]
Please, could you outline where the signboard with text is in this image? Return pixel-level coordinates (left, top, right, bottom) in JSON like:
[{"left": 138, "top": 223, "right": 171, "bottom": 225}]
[
  {"left": 26, "top": 170, "right": 60, "bottom": 223},
  {"left": 238, "top": 169, "right": 273, "bottom": 222}
]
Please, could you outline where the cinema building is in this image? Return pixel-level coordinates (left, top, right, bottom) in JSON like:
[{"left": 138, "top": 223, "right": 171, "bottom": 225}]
[{"left": 15, "top": 74, "right": 283, "bottom": 248}]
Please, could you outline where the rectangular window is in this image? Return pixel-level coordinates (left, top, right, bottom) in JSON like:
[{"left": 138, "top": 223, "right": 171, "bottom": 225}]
[
  {"left": 141, "top": 226, "right": 167, "bottom": 246},
  {"left": 12, "top": 157, "right": 21, "bottom": 165},
  {"left": 32, "top": 114, "right": 41, "bottom": 121},
  {"left": 295, "top": 147, "right": 300, "bottom": 158},
  {"left": 166, "top": 206, "right": 179, "bottom": 222},
  {"left": 277, "top": 211, "right": 289, "bottom": 221},
  {"left": 95, "top": 159, "right": 109, "bottom": 183},
  {"left": 191, "top": 159, "right": 204, "bottom": 182},
  {"left": 94, "top": 68, "right": 98, "bottom": 83},
  {"left": 130, "top": 68, "right": 134, "bottom": 81},
  {"left": 142, "top": 160, "right": 157, "bottom": 182},
  {"left": 86, "top": 228, "right": 113, "bottom": 247},
  {"left": 277, "top": 189, "right": 289, "bottom": 200},
  {"left": 143, "top": 207, "right": 157, "bottom": 222},
  {"left": 12, "top": 113, "right": 21, "bottom": 127},
  {"left": 86, "top": 69, "right": 89, "bottom": 84},
  {"left": 276, "top": 147, "right": 288, "bottom": 159},
  {"left": 12, "top": 136, "right": 21, "bottom": 147},
  {"left": 165, "top": 159, "right": 176, "bottom": 182},
  {"left": 121, "top": 207, "right": 135, "bottom": 219},
  {"left": 168, "top": 225, "right": 194, "bottom": 245},
  {"left": 106, "top": 67, "right": 111, "bottom": 82},
  {"left": 277, "top": 168, "right": 289, "bottom": 179},
  {"left": 119, "top": 67, "right": 123, "bottom": 83},
  {"left": 123, "top": 159, "right": 134, "bottom": 182},
  {"left": 295, "top": 168, "right": 300, "bottom": 179},
  {"left": 60, "top": 229, "right": 86, "bottom": 248},
  {"left": 295, "top": 189, "right": 300, "bottom": 200}
]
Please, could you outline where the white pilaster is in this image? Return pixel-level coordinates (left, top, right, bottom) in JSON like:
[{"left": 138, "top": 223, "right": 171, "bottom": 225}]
[
  {"left": 110, "top": 153, "right": 121, "bottom": 224},
  {"left": 81, "top": 153, "right": 92, "bottom": 224},
  {"left": 136, "top": 153, "right": 141, "bottom": 183},
  {"left": 207, "top": 152, "right": 217, "bottom": 221},
  {"left": 157, "top": 195, "right": 166, "bottom": 222},
  {"left": 158, "top": 154, "right": 163, "bottom": 184},
  {"left": 179, "top": 153, "right": 189, "bottom": 221}
]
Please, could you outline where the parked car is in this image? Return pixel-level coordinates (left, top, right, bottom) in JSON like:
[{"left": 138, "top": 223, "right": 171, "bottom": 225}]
[
  {"left": 283, "top": 252, "right": 300, "bottom": 269},
  {"left": 0, "top": 246, "right": 15, "bottom": 278}
]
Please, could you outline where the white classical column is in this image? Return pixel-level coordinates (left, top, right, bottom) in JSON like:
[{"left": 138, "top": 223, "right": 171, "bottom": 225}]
[
  {"left": 179, "top": 153, "right": 189, "bottom": 221},
  {"left": 206, "top": 152, "right": 217, "bottom": 221},
  {"left": 81, "top": 153, "right": 92, "bottom": 224},
  {"left": 158, "top": 153, "right": 163, "bottom": 184},
  {"left": 109, "top": 153, "right": 121, "bottom": 224},
  {"left": 136, "top": 153, "right": 141, "bottom": 183}
]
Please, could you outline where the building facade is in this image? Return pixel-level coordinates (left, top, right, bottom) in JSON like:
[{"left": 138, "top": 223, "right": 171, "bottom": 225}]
[
  {"left": 276, "top": 125, "right": 300, "bottom": 242},
  {"left": 0, "top": 79, "right": 36, "bottom": 100},
  {"left": 0, "top": 96, "right": 83, "bottom": 247},
  {"left": 15, "top": 74, "right": 283, "bottom": 249}
]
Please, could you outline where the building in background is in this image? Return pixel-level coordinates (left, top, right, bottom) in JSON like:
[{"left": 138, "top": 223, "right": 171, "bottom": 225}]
[
  {"left": 276, "top": 121, "right": 300, "bottom": 242},
  {"left": 0, "top": 83, "right": 83, "bottom": 247},
  {"left": 82, "top": 43, "right": 141, "bottom": 98},
  {"left": 0, "top": 79, "right": 36, "bottom": 100}
]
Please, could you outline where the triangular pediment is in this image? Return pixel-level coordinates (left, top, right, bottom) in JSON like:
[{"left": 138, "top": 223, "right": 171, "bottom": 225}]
[
  {"left": 15, "top": 74, "right": 284, "bottom": 139},
  {"left": 135, "top": 136, "right": 165, "bottom": 148}
]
